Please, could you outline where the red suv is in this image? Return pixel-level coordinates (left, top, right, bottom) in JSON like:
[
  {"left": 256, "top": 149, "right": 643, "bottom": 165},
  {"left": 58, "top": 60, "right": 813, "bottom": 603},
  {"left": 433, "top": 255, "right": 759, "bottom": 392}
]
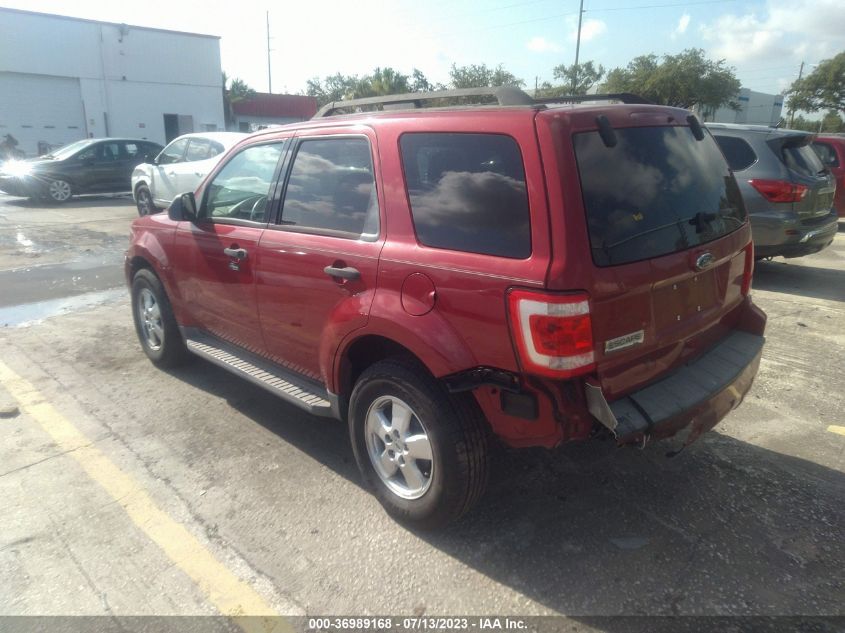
[
  {"left": 813, "top": 135, "right": 845, "bottom": 217},
  {"left": 126, "top": 88, "right": 767, "bottom": 528}
]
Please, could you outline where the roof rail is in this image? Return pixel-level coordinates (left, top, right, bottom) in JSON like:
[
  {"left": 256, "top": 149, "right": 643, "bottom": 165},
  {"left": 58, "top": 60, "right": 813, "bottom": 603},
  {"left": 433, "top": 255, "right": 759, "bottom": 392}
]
[
  {"left": 313, "top": 88, "right": 650, "bottom": 118},
  {"left": 533, "top": 92, "right": 652, "bottom": 105}
]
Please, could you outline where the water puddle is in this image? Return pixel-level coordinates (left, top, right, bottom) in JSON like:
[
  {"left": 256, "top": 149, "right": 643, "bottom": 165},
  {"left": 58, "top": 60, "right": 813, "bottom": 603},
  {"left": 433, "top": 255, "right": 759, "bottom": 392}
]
[{"left": 0, "top": 288, "right": 127, "bottom": 327}]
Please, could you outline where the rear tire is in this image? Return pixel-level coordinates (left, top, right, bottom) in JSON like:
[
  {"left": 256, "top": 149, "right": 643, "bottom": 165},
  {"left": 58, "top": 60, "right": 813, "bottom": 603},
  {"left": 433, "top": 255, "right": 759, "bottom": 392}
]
[
  {"left": 131, "top": 268, "right": 189, "bottom": 367},
  {"left": 349, "top": 358, "right": 489, "bottom": 529}
]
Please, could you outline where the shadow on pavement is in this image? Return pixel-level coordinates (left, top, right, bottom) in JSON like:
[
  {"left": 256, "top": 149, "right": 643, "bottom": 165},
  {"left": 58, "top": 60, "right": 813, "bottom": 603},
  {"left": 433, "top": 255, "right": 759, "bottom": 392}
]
[
  {"left": 169, "top": 361, "right": 844, "bottom": 620},
  {"left": 1, "top": 194, "right": 134, "bottom": 209},
  {"left": 753, "top": 259, "right": 845, "bottom": 303}
]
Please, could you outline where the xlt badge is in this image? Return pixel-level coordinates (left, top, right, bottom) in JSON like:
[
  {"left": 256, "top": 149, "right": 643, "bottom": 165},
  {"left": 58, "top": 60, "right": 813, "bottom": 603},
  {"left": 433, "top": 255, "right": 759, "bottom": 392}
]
[{"left": 605, "top": 329, "right": 645, "bottom": 354}]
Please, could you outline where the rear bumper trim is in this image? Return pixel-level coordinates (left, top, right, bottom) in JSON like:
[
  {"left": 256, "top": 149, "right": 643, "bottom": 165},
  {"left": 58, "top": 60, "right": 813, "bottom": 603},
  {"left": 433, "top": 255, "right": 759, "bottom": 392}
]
[{"left": 595, "top": 331, "right": 765, "bottom": 443}]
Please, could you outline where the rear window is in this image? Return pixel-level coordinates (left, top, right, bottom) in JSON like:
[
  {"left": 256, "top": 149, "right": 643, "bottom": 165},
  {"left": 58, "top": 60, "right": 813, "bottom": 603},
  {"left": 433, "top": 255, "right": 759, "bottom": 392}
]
[
  {"left": 713, "top": 135, "right": 757, "bottom": 171},
  {"left": 813, "top": 142, "right": 839, "bottom": 167},
  {"left": 574, "top": 126, "right": 746, "bottom": 267},
  {"left": 783, "top": 142, "right": 825, "bottom": 178},
  {"left": 400, "top": 133, "right": 531, "bottom": 259}
]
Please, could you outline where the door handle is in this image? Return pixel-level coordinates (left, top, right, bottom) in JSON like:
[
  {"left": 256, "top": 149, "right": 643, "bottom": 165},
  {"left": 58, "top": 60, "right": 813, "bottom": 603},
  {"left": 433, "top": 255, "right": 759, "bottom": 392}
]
[
  {"left": 324, "top": 265, "right": 360, "bottom": 280},
  {"left": 223, "top": 247, "right": 248, "bottom": 260},
  {"left": 167, "top": 171, "right": 177, "bottom": 176}
]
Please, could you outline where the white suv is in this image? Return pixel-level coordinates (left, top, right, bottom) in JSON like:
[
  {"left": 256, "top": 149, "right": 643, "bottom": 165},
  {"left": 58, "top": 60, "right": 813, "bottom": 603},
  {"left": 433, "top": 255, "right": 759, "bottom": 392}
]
[{"left": 131, "top": 132, "right": 247, "bottom": 215}]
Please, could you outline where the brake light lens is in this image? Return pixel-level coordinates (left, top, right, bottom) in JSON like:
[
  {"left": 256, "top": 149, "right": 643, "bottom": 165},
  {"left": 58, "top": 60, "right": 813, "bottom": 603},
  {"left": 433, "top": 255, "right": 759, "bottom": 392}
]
[
  {"left": 741, "top": 242, "right": 754, "bottom": 296},
  {"left": 507, "top": 289, "right": 595, "bottom": 378},
  {"left": 748, "top": 179, "right": 808, "bottom": 203}
]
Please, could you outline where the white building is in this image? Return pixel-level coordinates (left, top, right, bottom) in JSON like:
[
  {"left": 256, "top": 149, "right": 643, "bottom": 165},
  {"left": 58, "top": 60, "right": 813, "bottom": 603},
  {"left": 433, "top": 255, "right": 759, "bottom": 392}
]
[
  {"left": 0, "top": 8, "right": 225, "bottom": 156},
  {"left": 700, "top": 88, "right": 784, "bottom": 127}
]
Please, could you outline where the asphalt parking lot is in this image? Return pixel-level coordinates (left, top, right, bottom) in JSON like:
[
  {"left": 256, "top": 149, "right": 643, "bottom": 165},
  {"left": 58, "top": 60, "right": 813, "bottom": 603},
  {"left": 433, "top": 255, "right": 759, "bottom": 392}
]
[{"left": 0, "top": 193, "right": 843, "bottom": 631}]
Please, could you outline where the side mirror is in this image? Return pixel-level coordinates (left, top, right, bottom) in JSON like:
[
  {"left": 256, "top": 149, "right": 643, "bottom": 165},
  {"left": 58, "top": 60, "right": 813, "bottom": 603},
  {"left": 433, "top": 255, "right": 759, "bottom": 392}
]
[{"left": 168, "top": 192, "right": 197, "bottom": 222}]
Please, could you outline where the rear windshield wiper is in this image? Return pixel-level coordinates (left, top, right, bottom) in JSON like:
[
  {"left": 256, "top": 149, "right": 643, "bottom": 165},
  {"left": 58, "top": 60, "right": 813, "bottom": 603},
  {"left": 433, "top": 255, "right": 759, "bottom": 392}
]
[{"left": 688, "top": 210, "right": 745, "bottom": 233}]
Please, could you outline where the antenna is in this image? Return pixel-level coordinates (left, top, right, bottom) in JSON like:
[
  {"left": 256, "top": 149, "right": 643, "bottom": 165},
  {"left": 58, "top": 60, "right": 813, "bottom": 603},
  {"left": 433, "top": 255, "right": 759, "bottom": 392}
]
[
  {"left": 573, "top": 0, "right": 585, "bottom": 92},
  {"left": 266, "top": 11, "right": 272, "bottom": 94}
]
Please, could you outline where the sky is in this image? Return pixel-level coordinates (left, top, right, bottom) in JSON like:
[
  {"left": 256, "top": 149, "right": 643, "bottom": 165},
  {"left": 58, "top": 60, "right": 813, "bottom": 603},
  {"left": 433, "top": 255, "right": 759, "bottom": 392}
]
[{"left": 2, "top": 0, "right": 844, "bottom": 99}]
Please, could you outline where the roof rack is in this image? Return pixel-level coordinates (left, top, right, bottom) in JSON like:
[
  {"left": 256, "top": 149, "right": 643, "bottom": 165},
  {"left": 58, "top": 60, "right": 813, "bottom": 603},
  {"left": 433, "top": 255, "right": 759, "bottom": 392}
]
[
  {"left": 313, "top": 87, "right": 649, "bottom": 118},
  {"left": 534, "top": 92, "right": 652, "bottom": 105}
]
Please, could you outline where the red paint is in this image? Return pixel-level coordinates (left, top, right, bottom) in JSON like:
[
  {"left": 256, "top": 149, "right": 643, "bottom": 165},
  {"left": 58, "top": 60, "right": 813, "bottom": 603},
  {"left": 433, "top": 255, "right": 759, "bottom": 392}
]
[
  {"left": 400, "top": 273, "right": 436, "bottom": 316},
  {"left": 814, "top": 136, "right": 845, "bottom": 217},
  {"left": 126, "top": 103, "right": 767, "bottom": 449}
]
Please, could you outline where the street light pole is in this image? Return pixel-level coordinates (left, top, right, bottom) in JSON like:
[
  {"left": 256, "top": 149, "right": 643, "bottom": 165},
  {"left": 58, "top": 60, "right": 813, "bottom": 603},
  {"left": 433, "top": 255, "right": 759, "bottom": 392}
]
[{"left": 573, "top": 0, "right": 585, "bottom": 93}]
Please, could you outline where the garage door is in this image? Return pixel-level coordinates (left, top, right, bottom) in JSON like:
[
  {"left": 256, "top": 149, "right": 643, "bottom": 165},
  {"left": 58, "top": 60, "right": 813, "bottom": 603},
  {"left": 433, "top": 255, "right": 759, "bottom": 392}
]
[{"left": 0, "top": 72, "right": 86, "bottom": 157}]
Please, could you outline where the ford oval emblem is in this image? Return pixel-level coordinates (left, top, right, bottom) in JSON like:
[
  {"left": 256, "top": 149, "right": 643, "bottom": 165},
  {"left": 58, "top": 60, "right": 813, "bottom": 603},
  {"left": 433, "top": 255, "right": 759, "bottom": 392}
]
[{"left": 695, "top": 252, "right": 715, "bottom": 271}]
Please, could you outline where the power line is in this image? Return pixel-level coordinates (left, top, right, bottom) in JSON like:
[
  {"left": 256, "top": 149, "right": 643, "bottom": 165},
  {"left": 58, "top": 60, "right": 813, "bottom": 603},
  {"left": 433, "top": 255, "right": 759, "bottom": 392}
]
[{"left": 587, "top": 0, "right": 738, "bottom": 11}]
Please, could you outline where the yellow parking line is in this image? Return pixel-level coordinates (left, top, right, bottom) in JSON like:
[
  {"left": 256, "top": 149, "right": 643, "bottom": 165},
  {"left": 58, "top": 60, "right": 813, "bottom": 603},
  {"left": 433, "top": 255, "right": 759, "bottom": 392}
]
[
  {"left": 0, "top": 360, "right": 291, "bottom": 633},
  {"left": 827, "top": 425, "right": 845, "bottom": 436}
]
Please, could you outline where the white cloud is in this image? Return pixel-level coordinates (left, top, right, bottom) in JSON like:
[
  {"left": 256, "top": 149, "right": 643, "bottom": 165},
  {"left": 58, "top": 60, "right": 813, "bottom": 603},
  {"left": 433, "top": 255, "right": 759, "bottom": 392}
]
[
  {"left": 526, "top": 36, "right": 561, "bottom": 53},
  {"left": 700, "top": 0, "right": 845, "bottom": 65},
  {"left": 672, "top": 14, "right": 691, "bottom": 39},
  {"left": 568, "top": 18, "right": 607, "bottom": 43}
]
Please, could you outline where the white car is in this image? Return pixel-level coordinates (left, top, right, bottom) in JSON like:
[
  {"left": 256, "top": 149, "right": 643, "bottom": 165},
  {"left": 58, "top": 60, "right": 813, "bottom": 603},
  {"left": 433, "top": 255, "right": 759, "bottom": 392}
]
[{"left": 131, "top": 132, "right": 247, "bottom": 216}]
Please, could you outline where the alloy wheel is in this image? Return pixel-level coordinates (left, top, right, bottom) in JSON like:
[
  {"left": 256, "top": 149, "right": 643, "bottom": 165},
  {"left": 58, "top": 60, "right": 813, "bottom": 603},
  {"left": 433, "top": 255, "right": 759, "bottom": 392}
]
[
  {"left": 365, "top": 395, "right": 434, "bottom": 500},
  {"left": 137, "top": 288, "right": 164, "bottom": 351},
  {"left": 48, "top": 179, "right": 71, "bottom": 202}
]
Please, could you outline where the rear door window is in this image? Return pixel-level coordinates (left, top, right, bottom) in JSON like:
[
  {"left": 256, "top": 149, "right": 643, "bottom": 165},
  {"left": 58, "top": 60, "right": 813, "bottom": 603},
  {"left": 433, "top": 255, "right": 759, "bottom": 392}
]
[
  {"left": 185, "top": 138, "right": 213, "bottom": 162},
  {"left": 713, "top": 135, "right": 757, "bottom": 171},
  {"left": 280, "top": 137, "right": 379, "bottom": 239},
  {"left": 399, "top": 133, "right": 531, "bottom": 259},
  {"left": 574, "top": 126, "right": 746, "bottom": 267}
]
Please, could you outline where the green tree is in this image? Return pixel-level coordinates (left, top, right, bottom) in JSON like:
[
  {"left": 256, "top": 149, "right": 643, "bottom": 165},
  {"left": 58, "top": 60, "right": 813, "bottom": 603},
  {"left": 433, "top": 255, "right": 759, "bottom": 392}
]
[
  {"left": 820, "top": 110, "right": 845, "bottom": 132},
  {"left": 604, "top": 49, "right": 740, "bottom": 110},
  {"left": 787, "top": 52, "right": 845, "bottom": 117},
  {"left": 223, "top": 73, "right": 256, "bottom": 129},
  {"left": 305, "top": 73, "right": 360, "bottom": 106},
  {"left": 352, "top": 67, "right": 411, "bottom": 98},
  {"left": 449, "top": 63, "right": 524, "bottom": 89},
  {"left": 551, "top": 61, "right": 605, "bottom": 95},
  {"left": 410, "top": 68, "right": 445, "bottom": 93}
]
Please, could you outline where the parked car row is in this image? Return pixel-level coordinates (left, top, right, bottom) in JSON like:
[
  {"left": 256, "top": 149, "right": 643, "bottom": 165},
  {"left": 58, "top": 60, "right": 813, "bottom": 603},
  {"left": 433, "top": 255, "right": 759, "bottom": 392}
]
[
  {"left": 126, "top": 89, "right": 769, "bottom": 529},
  {"left": 0, "top": 132, "right": 246, "bottom": 208}
]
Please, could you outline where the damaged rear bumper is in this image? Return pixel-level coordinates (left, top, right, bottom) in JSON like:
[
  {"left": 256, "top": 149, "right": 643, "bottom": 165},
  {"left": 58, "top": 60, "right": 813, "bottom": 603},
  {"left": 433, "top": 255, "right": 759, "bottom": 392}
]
[{"left": 586, "top": 331, "right": 765, "bottom": 446}]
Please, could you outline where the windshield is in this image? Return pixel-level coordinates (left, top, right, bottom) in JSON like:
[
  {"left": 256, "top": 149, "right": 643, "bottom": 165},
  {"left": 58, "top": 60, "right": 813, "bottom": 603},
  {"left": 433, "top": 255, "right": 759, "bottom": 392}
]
[
  {"left": 44, "top": 139, "right": 94, "bottom": 160},
  {"left": 574, "top": 125, "right": 746, "bottom": 267}
]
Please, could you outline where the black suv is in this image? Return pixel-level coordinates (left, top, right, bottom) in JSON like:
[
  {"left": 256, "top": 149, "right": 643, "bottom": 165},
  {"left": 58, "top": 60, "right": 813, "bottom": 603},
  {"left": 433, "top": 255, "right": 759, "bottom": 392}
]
[{"left": 0, "top": 138, "right": 162, "bottom": 203}]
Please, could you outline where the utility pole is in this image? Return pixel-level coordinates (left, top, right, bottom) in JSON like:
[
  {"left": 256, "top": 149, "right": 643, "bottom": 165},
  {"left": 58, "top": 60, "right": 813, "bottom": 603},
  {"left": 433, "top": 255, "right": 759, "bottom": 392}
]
[
  {"left": 572, "top": 0, "right": 585, "bottom": 93},
  {"left": 788, "top": 60, "right": 804, "bottom": 128},
  {"left": 266, "top": 11, "right": 272, "bottom": 94}
]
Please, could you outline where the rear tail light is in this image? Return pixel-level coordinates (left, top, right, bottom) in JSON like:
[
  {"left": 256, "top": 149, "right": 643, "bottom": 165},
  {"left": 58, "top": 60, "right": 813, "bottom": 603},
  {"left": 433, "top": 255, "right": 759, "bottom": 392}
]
[
  {"left": 741, "top": 242, "right": 754, "bottom": 296},
  {"left": 748, "top": 179, "right": 808, "bottom": 203},
  {"left": 507, "top": 289, "right": 595, "bottom": 379}
]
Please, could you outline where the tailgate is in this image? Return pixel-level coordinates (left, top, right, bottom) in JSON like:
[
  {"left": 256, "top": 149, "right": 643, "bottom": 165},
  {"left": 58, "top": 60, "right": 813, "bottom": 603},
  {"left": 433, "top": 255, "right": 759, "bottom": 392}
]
[{"left": 565, "top": 121, "right": 752, "bottom": 400}]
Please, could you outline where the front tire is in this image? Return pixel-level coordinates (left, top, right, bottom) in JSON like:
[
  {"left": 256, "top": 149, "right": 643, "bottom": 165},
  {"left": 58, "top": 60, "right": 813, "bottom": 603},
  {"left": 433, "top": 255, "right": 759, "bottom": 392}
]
[
  {"left": 135, "top": 184, "right": 157, "bottom": 216},
  {"left": 131, "top": 269, "right": 189, "bottom": 367},
  {"left": 349, "top": 358, "right": 489, "bottom": 529},
  {"left": 46, "top": 178, "right": 73, "bottom": 203}
]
